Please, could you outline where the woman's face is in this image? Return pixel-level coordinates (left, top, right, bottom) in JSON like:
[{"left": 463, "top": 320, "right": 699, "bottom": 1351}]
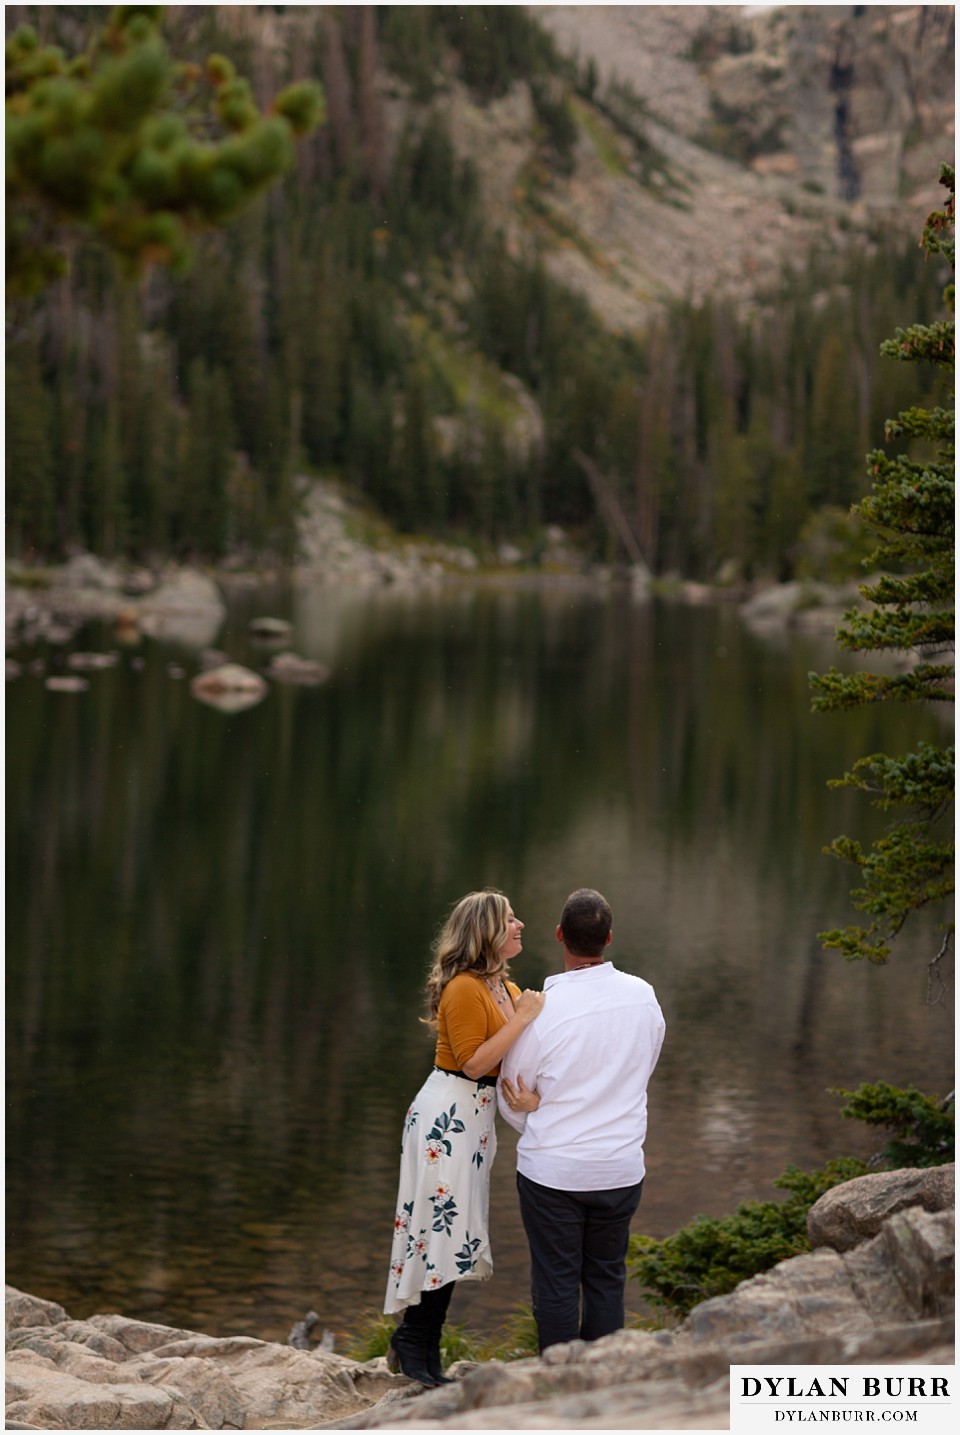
[{"left": 499, "top": 904, "right": 524, "bottom": 963}]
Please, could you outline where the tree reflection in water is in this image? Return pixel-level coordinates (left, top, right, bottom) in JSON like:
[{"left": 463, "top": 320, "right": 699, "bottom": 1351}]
[{"left": 6, "top": 585, "right": 952, "bottom": 1342}]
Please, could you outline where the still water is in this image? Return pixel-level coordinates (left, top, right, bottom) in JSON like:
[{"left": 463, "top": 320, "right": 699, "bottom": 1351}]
[{"left": 6, "top": 580, "right": 953, "bottom": 1346}]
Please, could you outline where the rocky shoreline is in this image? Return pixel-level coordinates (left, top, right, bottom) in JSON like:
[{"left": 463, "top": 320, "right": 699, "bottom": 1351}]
[
  {"left": 6, "top": 1167, "right": 954, "bottom": 1430},
  {"left": 6, "top": 480, "right": 872, "bottom": 679}
]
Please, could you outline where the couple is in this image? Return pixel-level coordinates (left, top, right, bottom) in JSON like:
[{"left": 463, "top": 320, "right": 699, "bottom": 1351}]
[{"left": 383, "top": 887, "right": 665, "bottom": 1387}]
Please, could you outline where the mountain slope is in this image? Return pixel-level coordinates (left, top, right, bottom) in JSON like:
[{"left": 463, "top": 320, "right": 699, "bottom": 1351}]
[{"left": 431, "top": 3, "right": 955, "bottom": 330}]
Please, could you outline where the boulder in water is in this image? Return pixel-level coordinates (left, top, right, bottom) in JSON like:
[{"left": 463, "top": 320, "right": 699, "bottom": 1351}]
[{"left": 190, "top": 664, "right": 268, "bottom": 713}]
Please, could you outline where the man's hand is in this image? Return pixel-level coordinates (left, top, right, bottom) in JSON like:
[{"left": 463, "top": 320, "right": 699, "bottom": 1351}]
[{"left": 501, "top": 1074, "right": 540, "bottom": 1113}]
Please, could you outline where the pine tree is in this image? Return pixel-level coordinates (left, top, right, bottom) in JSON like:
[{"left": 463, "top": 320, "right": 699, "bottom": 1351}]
[
  {"left": 805, "top": 329, "right": 865, "bottom": 509},
  {"left": 5, "top": 335, "right": 57, "bottom": 555},
  {"left": 180, "top": 359, "right": 234, "bottom": 555},
  {"left": 6, "top": 7, "right": 323, "bottom": 296},
  {"left": 357, "top": 7, "right": 386, "bottom": 205},
  {"left": 88, "top": 403, "right": 128, "bottom": 558},
  {"left": 320, "top": 12, "right": 353, "bottom": 177},
  {"left": 810, "top": 164, "right": 954, "bottom": 969}
]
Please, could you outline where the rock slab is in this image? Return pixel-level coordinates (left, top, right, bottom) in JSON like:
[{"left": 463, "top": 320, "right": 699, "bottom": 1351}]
[
  {"left": 333, "top": 1207, "right": 954, "bottom": 1429},
  {"left": 5, "top": 1290, "right": 399, "bottom": 1431},
  {"left": 6, "top": 1198, "right": 953, "bottom": 1430},
  {"left": 807, "top": 1165, "right": 955, "bottom": 1253}
]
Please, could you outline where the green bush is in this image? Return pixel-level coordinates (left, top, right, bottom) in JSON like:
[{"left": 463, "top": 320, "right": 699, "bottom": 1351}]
[
  {"left": 627, "top": 1157, "right": 867, "bottom": 1318},
  {"left": 628, "top": 1080, "right": 955, "bottom": 1320},
  {"left": 835, "top": 1082, "right": 955, "bottom": 1168}
]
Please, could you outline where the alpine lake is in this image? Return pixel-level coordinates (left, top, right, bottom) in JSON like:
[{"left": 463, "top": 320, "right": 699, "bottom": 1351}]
[{"left": 6, "top": 575, "right": 953, "bottom": 1348}]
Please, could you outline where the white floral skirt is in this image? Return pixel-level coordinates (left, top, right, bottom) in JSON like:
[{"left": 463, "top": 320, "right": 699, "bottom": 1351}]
[{"left": 383, "top": 1067, "right": 498, "bottom": 1315}]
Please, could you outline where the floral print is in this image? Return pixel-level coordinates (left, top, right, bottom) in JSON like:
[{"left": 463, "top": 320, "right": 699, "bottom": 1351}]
[
  {"left": 472, "top": 1130, "right": 490, "bottom": 1169},
  {"left": 425, "top": 1105, "right": 465, "bottom": 1153},
  {"left": 384, "top": 1069, "right": 498, "bottom": 1314},
  {"left": 455, "top": 1233, "right": 482, "bottom": 1276}
]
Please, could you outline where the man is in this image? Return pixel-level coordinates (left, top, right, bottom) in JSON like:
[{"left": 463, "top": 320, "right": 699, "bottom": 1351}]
[{"left": 498, "top": 888, "right": 665, "bottom": 1352}]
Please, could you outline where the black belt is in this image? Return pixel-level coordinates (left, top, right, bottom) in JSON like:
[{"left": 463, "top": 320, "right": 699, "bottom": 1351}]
[{"left": 434, "top": 1066, "right": 498, "bottom": 1088}]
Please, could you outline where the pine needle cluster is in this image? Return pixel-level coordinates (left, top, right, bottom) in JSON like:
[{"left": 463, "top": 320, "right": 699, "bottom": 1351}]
[{"left": 6, "top": 6, "right": 323, "bottom": 295}]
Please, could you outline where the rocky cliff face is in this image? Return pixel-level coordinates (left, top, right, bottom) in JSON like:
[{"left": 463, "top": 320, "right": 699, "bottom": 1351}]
[
  {"left": 538, "top": 5, "right": 953, "bottom": 202},
  {"left": 438, "top": 4, "right": 955, "bottom": 329}
]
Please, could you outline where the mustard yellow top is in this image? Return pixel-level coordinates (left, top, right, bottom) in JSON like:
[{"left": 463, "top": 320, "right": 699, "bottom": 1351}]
[{"left": 435, "top": 972, "right": 522, "bottom": 1077}]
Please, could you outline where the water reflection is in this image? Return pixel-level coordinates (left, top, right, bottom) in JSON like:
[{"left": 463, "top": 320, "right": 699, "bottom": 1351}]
[{"left": 5, "top": 584, "right": 952, "bottom": 1343}]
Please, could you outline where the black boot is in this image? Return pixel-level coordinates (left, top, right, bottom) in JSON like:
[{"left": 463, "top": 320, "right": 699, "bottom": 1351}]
[
  {"left": 424, "top": 1333, "right": 453, "bottom": 1386},
  {"left": 418, "top": 1282, "right": 455, "bottom": 1385},
  {"left": 386, "top": 1323, "right": 438, "bottom": 1386},
  {"left": 389, "top": 1284, "right": 455, "bottom": 1387}
]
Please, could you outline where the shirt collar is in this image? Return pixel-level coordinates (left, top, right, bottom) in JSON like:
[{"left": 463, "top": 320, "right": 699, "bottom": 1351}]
[{"left": 545, "top": 962, "right": 612, "bottom": 989}]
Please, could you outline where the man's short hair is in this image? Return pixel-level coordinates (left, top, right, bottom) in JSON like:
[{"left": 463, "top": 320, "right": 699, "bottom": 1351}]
[{"left": 560, "top": 888, "right": 612, "bottom": 958}]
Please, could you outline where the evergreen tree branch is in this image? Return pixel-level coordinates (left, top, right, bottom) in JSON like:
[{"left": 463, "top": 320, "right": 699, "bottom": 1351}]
[
  {"left": 6, "top": 8, "right": 324, "bottom": 296},
  {"left": 810, "top": 164, "right": 955, "bottom": 963}
]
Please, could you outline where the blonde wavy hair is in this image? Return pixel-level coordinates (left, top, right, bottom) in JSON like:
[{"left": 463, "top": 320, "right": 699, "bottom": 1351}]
[{"left": 423, "top": 889, "right": 512, "bottom": 1027}]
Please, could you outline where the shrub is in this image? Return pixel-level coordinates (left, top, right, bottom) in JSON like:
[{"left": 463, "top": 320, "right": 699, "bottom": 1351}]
[
  {"left": 834, "top": 1082, "right": 955, "bottom": 1168},
  {"left": 627, "top": 1157, "right": 867, "bottom": 1318},
  {"left": 628, "top": 1079, "right": 955, "bottom": 1320}
]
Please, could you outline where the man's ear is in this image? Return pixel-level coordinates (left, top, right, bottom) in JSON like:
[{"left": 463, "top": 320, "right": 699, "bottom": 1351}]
[
  {"left": 605, "top": 930, "right": 613, "bottom": 947},
  {"left": 555, "top": 925, "right": 564, "bottom": 943}
]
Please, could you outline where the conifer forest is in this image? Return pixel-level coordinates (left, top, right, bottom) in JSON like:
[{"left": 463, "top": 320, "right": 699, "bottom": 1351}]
[{"left": 5, "top": 4, "right": 952, "bottom": 579}]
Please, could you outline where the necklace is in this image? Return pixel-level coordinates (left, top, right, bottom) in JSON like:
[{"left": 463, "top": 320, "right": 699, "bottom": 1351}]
[{"left": 485, "top": 975, "right": 510, "bottom": 1004}]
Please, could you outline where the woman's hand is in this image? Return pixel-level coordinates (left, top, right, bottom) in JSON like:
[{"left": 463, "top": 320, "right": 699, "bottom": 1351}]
[
  {"left": 460, "top": 987, "right": 544, "bottom": 1079},
  {"left": 501, "top": 1074, "right": 540, "bottom": 1113},
  {"left": 514, "top": 989, "right": 544, "bottom": 1024}
]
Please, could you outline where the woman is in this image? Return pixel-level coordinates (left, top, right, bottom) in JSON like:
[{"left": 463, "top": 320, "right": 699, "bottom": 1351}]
[{"left": 384, "top": 889, "right": 543, "bottom": 1386}]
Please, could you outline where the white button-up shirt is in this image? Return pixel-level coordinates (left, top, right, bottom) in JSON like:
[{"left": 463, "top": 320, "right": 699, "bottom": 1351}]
[{"left": 498, "top": 962, "right": 665, "bottom": 1191}]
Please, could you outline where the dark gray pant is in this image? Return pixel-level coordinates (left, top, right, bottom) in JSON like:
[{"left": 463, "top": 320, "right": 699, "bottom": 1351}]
[{"left": 517, "top": 1171, "right": 644, "bottom": 1352}]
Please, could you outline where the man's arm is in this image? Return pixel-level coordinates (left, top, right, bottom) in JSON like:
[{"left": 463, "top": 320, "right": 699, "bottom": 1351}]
[{"left": 497, "top": 1023, "right": 540, "bottom": 1133}]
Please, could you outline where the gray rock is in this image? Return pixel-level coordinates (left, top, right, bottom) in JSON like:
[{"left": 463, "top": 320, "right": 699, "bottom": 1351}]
[
  {"left": 497, "top": 543, "right": 524, "bottom": 566},
  {"left": 121, "top": 569, "right": 157, "bottom": 596},
  {"left": 250, "top": 615, "right": 293, "bottom": 640},
  {"left": 739, "top": 580, "right": 859, "bottom": 628},
  {"left": 336, "top": 1208, "right": 954, "bottom": 1429},
  {"left": 295, "top": 480, "right": 464, "bottom": 585},
  {"left": 682, "top": 1207, "right": 953, "bottom": 1346},
  {"left": 808, "top": 1165, "right": 955, "bottom": 1252},
  {"left": 85, "top": 1313, "right": 193, "bottom": 1356},
  {"left": 879, "top": 1205, "right": 955, "bottom": 1322},
  {"left": 7, "top": 563, "right": 225, "bottom": 643},
  {"left": 137, "top": 570, "right": 226, "bottom": 647},
  {"left": 44, "top": 676, "right": 89, "bottom": 693},
  {"left": 5, "top": 1288, "right": 402, "bottom": 1431},
  {"left": 190, "top": 663, "right": 268, "bottom": 713},
  {"left": 337, "top": 1317, "right": 954, "bottom": 1429},
  {"left": 5, "top": 1352, "right": 198, "bottom": 1430},
  {"left": 6, "top": 1291, "right": 69, "bottom": 1330},
  {"left": 66, "top": 651, "right": 120, "bottom": 671},
  {"left": 52, "top": 554, "right": 122, "bottom": 592},
  {"left": 197, "top": 647, "right": 230, "bottom": 672},
  {"left": 46, "top": 624, "right": 77, "bottom": 645},
  {"left": 266, "top": 651, "right": 332, "bottom": 685}
]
